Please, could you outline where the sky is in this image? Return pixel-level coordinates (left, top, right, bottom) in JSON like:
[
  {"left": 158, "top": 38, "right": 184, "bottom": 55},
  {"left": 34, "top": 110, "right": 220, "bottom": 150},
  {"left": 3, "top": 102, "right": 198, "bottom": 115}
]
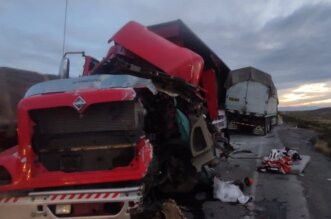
[{"left": 0, "top": 0, "right": 331, "bottom": 109}]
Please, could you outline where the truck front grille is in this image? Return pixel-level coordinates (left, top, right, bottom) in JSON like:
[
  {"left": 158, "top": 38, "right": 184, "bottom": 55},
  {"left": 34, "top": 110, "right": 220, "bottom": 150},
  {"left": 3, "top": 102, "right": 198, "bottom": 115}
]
[
  {"left": 29, "top": 101, "right": 143, "bottom": 172},
  {"left": 30, "top": 101, "right": 138, "bottom": 135}
]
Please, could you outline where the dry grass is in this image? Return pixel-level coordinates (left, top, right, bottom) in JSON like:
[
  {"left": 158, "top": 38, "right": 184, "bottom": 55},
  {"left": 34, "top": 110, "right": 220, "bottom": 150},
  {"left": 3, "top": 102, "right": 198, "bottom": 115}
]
[
  {"left": 280, "top": 108, "right": 331, "bottom": 157},
  {"left": 315, "top": 140, "right": 331, "bottom": 157}
]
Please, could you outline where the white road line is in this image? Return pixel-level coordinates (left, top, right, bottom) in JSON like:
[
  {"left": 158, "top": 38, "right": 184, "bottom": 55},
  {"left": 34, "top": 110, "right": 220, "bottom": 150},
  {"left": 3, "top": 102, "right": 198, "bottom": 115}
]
[
  {"left": 245, "top": 136, "right": 264, "bottom": 218},
  {"left": 251, "top": 138, "right": 263, "bottom": 197}
]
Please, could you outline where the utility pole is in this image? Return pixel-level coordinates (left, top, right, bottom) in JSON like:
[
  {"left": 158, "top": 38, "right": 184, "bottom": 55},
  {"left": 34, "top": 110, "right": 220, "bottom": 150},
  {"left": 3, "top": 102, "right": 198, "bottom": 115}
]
[{"left": 62, "top": 0, "right": 68, "bottom": 55}]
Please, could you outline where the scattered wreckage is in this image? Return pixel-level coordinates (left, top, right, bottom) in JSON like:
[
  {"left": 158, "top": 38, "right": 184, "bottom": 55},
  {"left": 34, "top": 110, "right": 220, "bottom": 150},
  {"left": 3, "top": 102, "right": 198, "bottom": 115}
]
[
  {"left": 258, "top": 147, "right": 310, "bottom": 174},
  {"left": 0, "top": 20, "right": 231, "bottom": 218},
  {"left": 213, "top": 176, "right": 253, "bottom": 204}
]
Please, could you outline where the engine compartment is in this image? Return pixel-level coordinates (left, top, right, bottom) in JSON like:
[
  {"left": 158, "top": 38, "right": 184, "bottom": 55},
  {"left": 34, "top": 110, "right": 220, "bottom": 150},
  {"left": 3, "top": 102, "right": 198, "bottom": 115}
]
[{"left": 30, "top": 101, "right": 144, "bottom": 172}]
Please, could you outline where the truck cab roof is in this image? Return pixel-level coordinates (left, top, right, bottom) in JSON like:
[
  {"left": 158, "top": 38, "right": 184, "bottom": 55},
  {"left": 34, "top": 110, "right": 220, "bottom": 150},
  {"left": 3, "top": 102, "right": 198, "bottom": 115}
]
[{"left": 25, "top": 74, "right": 157, "bottom": 97}]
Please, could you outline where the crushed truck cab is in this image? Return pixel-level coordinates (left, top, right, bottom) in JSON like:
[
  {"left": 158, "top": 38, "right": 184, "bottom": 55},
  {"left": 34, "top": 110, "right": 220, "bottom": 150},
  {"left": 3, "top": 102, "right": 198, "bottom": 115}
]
[{"left": 0, "top": 20, "right": 230, "bottom": 218}]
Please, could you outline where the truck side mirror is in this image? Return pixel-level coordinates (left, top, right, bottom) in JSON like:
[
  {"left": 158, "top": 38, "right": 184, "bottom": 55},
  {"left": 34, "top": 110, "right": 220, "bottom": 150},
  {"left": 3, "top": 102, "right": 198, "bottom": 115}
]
[{"left": 59, "top": 57, "right": 70, "bottom": 79}]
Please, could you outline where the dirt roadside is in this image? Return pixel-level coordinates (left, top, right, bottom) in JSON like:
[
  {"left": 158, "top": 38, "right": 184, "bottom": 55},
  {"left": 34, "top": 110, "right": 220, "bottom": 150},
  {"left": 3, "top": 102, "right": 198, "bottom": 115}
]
[{"left": 278, "top": 125, "right": 331, "bottom": 219}]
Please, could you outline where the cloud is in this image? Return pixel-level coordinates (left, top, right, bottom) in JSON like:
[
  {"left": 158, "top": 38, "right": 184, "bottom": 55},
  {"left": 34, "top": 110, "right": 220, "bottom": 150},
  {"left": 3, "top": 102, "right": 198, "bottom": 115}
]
[
  {"left": 188, "top": 2, "right": 331, "bottom": 92},
  {"left": 279, "top": 81, "right": 331, "bottom": 107},
  {"left": 255, "top": 3, "right": 331, "bottom": 88},
  {"left": 292, "top": 83, "right": 329, "bottom": 93},
  {"left": 0, "top": 0, "right": 331, "bottom": 108}
]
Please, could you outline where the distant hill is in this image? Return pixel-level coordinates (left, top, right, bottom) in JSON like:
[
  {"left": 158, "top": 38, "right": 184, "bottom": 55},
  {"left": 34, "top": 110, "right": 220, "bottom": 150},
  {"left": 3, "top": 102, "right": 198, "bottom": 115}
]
[
  {"left": 279, "top": 106, "right": 322, "bottom": 111},
  {"left": 281, "top": 107, "right": 331, "bottom": 126},
  {"left": 282, "top": 107, "right": 331, "bottom": 113},
  {"left": 0, "top": 67, "right": 57, "bottom": 150}
]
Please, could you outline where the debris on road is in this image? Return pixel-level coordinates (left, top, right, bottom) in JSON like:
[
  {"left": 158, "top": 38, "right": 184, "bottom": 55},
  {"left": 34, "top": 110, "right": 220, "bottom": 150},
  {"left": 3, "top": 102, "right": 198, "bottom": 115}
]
[
  {"left": 258, "top": 147, "right": 310, "bottom": 174},
  {"left": 229, "top": 149, "right": 262, "bottom": 159},
  {"left": 213, "top": 176, "right": 253, "bottom": 204},
  {"left": 153, "top": 199, "right": 187, "bottom": 219}
]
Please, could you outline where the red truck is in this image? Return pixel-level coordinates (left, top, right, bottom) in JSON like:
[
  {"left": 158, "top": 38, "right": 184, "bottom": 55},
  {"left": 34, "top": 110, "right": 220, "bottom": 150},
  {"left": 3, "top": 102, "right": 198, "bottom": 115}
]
[{"left": 0, "top": 20, "right": 230, "bottom": 218}]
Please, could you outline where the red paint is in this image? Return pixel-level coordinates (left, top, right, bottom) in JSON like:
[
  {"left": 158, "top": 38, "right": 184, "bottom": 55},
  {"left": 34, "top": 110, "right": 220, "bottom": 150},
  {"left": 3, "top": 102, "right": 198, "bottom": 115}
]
[
  {"left": 0, "top": 88, "right": 153, "bottom": 192},
  {"left": 0, "top": 137, "right": 152, "bottom": 193},
  {"left": 103, "top": 193, "right": 110, "bottom": 199},
  {"left": 201, "top": 69, "right": 219, "bottom": 119},
  {"left": 1, "top": 139, "right": 151, "bottom": 193},
  {"left": 0, "top": 21, "right": 221, "bottom": 201},
  {"left": 111, "top": 193, "right": 119, "bottom": 199},
  {"left": 82, "top": 56, "right": 99, "bottom": 76},
  {"left": 86, "top": 194, "right": 93, "bottom": 199},
  {"left": 110, "top": 21, "right": 204, "bottom": 86},
  {"left": 4, "top": 197, "right": 11, "bottom": 203}
]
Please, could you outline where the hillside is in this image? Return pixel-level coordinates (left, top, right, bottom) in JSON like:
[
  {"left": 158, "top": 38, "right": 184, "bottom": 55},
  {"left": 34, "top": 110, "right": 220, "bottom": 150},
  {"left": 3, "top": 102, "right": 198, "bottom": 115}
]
[
  {"left": 0, "top": 67, "right": 57, "bottom": 149},
  {"left": 281, "top": 107, "right": 331, "bottom": 127}
]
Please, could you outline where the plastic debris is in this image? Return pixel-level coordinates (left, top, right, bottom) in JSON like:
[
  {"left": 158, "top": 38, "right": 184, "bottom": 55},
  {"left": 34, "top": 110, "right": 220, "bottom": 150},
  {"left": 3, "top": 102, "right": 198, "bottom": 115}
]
[
  {"left": 160, "top": 199, "right": 187, "bottom": 219},
  {"left": 258, "top": 147, "right": 310, "bottom": 174},
  {"left": 213, "top": 177, "right": 252, "bottom": 204},
  {"left": 258, "top": 148, "right": 303, "bottom": 174}
]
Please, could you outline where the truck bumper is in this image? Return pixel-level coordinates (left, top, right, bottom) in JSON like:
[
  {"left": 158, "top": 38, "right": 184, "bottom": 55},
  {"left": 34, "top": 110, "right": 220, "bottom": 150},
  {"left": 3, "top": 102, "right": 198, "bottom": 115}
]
[{"left": 0, "top": 186, "right": 143, "bottom": 219}]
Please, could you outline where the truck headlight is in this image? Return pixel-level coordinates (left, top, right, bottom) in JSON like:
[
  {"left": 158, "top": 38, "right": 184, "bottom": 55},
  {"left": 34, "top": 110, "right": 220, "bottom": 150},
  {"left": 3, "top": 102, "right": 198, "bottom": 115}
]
[{"left": 55, "top": 204, "right": 71, "bottom": 215}]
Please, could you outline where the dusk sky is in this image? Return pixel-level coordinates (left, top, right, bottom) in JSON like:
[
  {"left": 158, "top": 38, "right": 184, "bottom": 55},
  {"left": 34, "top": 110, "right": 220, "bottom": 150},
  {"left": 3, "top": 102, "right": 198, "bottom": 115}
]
[{"left": 0, "top": 0, "right": 330, "bottom": 109}]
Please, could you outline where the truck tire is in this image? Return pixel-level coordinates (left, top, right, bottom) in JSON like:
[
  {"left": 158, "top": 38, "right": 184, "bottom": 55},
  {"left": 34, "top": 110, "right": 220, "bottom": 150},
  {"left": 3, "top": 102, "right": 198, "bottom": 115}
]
[
  {"left": 269, "top": 117, "right": 273, "bottom": 131},
  {"left": 155, "top": 144, "right": 197, "bottom": 194},
  {"left": 263, "top": 118, "right": 268, "bottom": 136}
]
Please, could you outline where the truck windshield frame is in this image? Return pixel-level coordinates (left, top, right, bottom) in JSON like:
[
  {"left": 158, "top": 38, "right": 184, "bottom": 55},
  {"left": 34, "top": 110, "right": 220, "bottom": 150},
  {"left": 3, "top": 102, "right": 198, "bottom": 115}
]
[{"left": 25, "top": 74, "right": 157, "bottom": 97}]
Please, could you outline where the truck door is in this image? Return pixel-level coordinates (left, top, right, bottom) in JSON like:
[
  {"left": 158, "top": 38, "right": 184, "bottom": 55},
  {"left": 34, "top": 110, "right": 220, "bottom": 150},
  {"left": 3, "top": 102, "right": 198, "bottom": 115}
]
[{"left": 189, "top": 115, "right": 216, "bottom": 172}]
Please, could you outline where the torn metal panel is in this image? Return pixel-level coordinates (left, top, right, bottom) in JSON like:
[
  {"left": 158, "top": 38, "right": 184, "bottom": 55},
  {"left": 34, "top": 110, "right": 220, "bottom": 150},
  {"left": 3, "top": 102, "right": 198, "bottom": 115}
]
[
  {"left": 110, "top": 21, "right": 204, "bottom": 86},
  {"left": 148, "top": 19, "right": 231, "bottom": 104},
  {"left": 189, "top": 115, "right": 216, "bottom": 171},
  {"left": 201, "top": 69, "right": 218, "bottom": 119}
]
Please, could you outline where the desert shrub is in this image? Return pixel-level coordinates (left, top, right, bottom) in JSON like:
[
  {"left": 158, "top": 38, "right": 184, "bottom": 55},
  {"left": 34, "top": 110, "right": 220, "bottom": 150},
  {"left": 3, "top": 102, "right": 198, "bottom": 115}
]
[{"left": 281, "top": 112, "right": 331, "bottom": 153}]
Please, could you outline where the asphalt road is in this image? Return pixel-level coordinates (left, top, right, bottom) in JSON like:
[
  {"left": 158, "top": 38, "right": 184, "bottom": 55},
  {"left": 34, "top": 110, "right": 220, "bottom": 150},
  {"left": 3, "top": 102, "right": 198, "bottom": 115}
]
[{"left": 179, "top": 124, "right": 331, "bottom": 219}]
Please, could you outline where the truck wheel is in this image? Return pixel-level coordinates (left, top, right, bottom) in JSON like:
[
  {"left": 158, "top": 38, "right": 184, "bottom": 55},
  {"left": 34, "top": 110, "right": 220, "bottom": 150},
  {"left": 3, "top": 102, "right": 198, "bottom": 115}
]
[
  {"left": 263, "top": 119, "right": 268, "bottom": 135},
  {"left": 253, "top": 125, "right": 264, "bottom": 136},
  {"left": 155, "top": 145, "right": 197, "bottom": 194}
]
